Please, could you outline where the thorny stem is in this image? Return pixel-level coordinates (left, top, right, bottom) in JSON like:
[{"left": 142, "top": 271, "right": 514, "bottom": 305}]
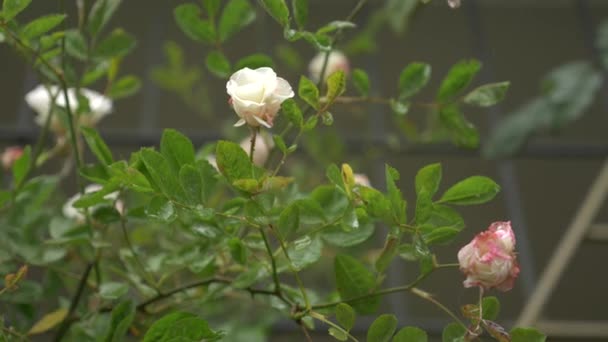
[{"left": 249, "top": 126, "right": 258, "bottom": 164}]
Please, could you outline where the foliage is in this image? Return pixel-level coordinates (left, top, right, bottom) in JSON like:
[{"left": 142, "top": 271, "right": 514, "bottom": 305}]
[{"left": 0, "top": 0, "right": 545, "bottom": 341}]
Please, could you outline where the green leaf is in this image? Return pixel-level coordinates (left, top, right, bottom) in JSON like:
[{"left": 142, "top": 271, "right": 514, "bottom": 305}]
[
  {"left": 160, "top": 129, "right": 195, "bottom": 172},
  {"left": 438, "top": 175, "right": 500, "bottom": 205},
  {"left": 399, "top": 62, "right": 431, "bottom": 100},
  {"left": 174, "top": 3, "right": 216, "bottom": 43},
  {"left": 145, "top": 197, "right": 177, "bottom": 223},
  {"left": 273, "top": 134, "right": 288, "bottom": 154},
  {"left": 385, "top": 0, "right": 418, "bottom": 34},
  {"left": 299, "top": 75, "right": 320, "bottom": 109},
  {"left": 352, "top": 68, "right": 370, "bottom": 96},
  {"left": 334, "top": 254, "right": 380, "bottom": 314},
  {"left": 510, "top": 327, "right": 546, "bottom": 342},
  {"left": 367, "top": 314, "right": 397, "bottom": 342},
  {"left": 21, "top": 14, "right": 66, "bottom": 40},
  {"left": 439, "top": 105, "right": 479, "bottom": 148},
  {"left": 422, "top": 227, "right": 461, "bottom": 245},
  {"left": 322, "top": 216, "right": 375, "bottom": 247},
  {"left": 88, "top": 0, "right": 122, "bottom": 37},
  {"left": 437, "top": 59, "right": 481, "bottom": 103},
  {"left": 205, "top": 50, "right": 232, "bottom": 78},
  {"left": 204, "top": 0, "right": 221, "bottom": 17},
  {"left": 109, "top": 75, "right": 141, "bottom": 99},
  {"left": 179, "top": 164, "right": 203, "bottom": 205},
  {"left": 326, "top": 70, "right": 346, "bottom": 103},
  {"left": 99, "top": 282, "right": 129, "bottom": 300},
  {"left": 94, "top": 29, "right": 136, "bottom": 60},
  {"left": 463, "top": 81, "right": 510, "bottom": 107},
  {"left": 259, "top": 0, "right": 290, "bottom": 27},
  {"left": 216, "top": 140, "right": 257, "bottom": 182},
  {"left": 228, "top": 237, "right": 248, "bottom": 265},
  {"left": 2, "top": 0, "right": 32, "bottom": 21},
  {"left": 12, "top": 145, "right": 31, "bottom": 188},
  {"left": 292, "top": 0, "right": 308, "bottom": 29},
  {"left": 482, "top": 296, "right": 500, "bottom": 320},
  {"left": 81, "top": 127, "right": 113, "bottom": 165},
  {"left": 328, "top": 327, "right": 348, "bottom": 341},
  {"left": 140, "top": 148, "right": 185, "bottom": 200},
  {"left": 393, "top": 326, "right": 428, "bottom": 342},
  {"left": 104, "top": 300, "right": 135, "bottom": 342},
  {"left": 385, "top": 165, "right": 407, "bottom": 224},
  {"left": 278, "top": 204, "right": 299, "bottom": 239},
  {"left": 235, "top": 53, "right": 274, "bottom": 70},
  {"left": 415, "top": 163, "right": 441, "bottom": 197},
  {"left": 143, "top": 312, "right": 224, "bottom": 342},
  {"left": 442, "top": 323, "right": 466, "bottom": 342},
  {"left": 335, "top": 303, "right": 356, "bottom": 331},
  {"left": 64, "top": 29, "right": 88, "bottom": 61},
  {"left": 219, "top": 0, "right": 255, "bottom": 42},
  {"left": 283, "top": 235, "right": 322, "bottom": 271},
  {"left": 281, "top": 99, "right": 303, "bottom": 128}
]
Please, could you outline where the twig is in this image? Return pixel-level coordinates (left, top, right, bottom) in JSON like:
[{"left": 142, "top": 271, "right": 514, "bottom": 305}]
[{"left": 53, "top": 262, "right": 94, "bottom": 342}]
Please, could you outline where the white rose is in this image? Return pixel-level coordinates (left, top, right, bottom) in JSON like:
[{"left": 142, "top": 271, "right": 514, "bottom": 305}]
[
  {"left": 239, "top": 134, "right": 274, "bottom": 167},
  {"left": 353, "top": 173, "right": 371, "bottom": 187},
  {"left": 308, "top": 50, "right": 350, "bottom": 83},
  {"left": 63, "top": 184, "right": 121, "bottom": 222},
  {"left": 226, "top": 67, "right": 294, "bottom": 128},
  {"left": 447, "top": 0, "right": 461, "bottom": 8},
  {"left": 25, "top": 85, "right": 113, "bottom": 131}
]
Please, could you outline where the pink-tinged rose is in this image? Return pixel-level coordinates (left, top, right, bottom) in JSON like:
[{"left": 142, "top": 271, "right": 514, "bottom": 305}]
[
  {"left": 457, "top": 221, "right": 520, "bottom": 291},
  {"left": 308, "top": 50, "right": 350, "bottom": 83},
  {"left": 25, "top": 85, "right": 113, "bottom": 133},
  {"left": 447, "top": 0, "right": 461, "bottom": 8},
  {"left": 226, "top": 67, "right": 294, "bottom": 128},
  {"left": 239, "top": 134, "right": 274, "bottom": 167},
  {"left": 2, "top": 146, "right": 24, "bottom": 170}
]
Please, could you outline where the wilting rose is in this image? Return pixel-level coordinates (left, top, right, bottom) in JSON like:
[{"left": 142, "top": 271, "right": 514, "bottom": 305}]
[
  {"left": 239, "top": 134, "right": 274, "bottom": 167},
  {"left": 447, "top": 0, "right": 461, "bottom": 8},
  {"left": 226, "top": 67, "right": 294, "bottom": 128},
  {"left": 63, "top": 184, "right": 122, "bottom": 222},
  {"left": 2, "top": 146, "right": 24, "bottom": 170},
  {"left": 457, "top": 221, "right": 520, "bottom": 291},
  {"left": 308, "top": 50, "right": 350, "bottom": 83},
  {"left": 25, "top": 85, "right": 113, "bottom": 133}
]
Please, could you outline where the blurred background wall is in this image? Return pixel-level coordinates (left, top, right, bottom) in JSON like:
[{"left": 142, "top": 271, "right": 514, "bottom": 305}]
[{"left": 1, "top": 0, "right": 607, "bottom": 340}]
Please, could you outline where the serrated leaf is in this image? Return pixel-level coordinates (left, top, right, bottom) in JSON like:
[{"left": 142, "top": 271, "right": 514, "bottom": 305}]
[
  {"left": 367, "top": 314, "right": 397, "bottom": 342},
  {"left": 21, "top": 14, "right": 66, "bottom": 40},
  {"left": 140, "top": 148, "right": 185, "bottom": 200},
  {"left": 281, "top": 99, "right": 303, "bottom": 128},
  {"left": 278, "top": 204, "right": 299, "bottom": 239},
  {"left": 415, "top": 163, "right": 441, "bottom": 197},
  {"left": 27, "top": 308, "right": 68, "bottom": 335},
  {"left": 160, "top": 129, "right": 195, "bottom": 172},
  {"left": 438, "top": 175, "right": 500, "bottom": 205},
  {"left": 464, "top": 81, "right": 510, "bottom": 107},
  {"left": 335, "top": 303, "right": 356, "bottom": 331},
  {"left": 259, "top": 0, "right": 290, "bottom": 27},
  {"left": 326, "top": 70, "right": 346, "bottom": 103},
  {"left": 439, "top": 105, "right": 479, "bottom": 148},
  {"left": 393, "top": 326, "right": 428, "bottom": 342},
  {"left": 385, "top": 164, "right": 407, "bottom": 224},
  {"left": 179, "top": 164, "right": 203, "bottom": 205},
  {"left": 352, "top": 68, "right": 370, "bottom": 96},
  {"left": 174, "top": 3, "right": 215, "bottom": 43},
  {"left": 216, "top": 140, "right": 257, "bottom": 182},
  {"left": 292, "top": 0, "right": 308, "bottom": 29},
  {"left": 206, "top": 50, "right": 231, "bottom": 78},
  {"left": 334, "top": 254, "right": 380, "bottom": 314},
  {"left": 143, "top": 312, "right": 224, "bottom": 342},
  {"left": 82, "top": 127, "right": 113, "bottom": 165},
  {"left": 88, "top": 0, "right": 122, "bottom": 37},
  {"left": 437, "top": 59, "right": 481, "bottom": 103},
  {"left": 219, "top": 0, "right": 256, "bottom": 42},
  {"left": 299, "top": 75, "right": 320, "bottom": 109},
  {"left": 145, "top": 197, "right": 176, "bottom": 223},
  {"left": 399, "top": 62, "right": 431, "bottom": 100},
  {"left": 109, "top": 75, "right": 141, "bottom": 99},
  {"left": 94, "top": 29, "right": 136, "bottom": 60}
]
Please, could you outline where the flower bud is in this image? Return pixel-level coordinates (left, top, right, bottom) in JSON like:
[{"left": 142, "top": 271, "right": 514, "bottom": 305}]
[
  {"left": 457, "top": 221, "right": 519, "bottom": 291},
  {"left": 447, "top": 0, "right": 461, "bottom": 8},
  {"left": 25, "top": 85, "right": 113, "bottom": 133},
  {"left": 308, "top": 50, "right": 350, "bottom": 83},
  {"left": 2, "top": 146, "right": 24, "bottom": 170},
  {"left": 226, "top": 67, "right": 294, "bottom": 128},
  {"left": 239, "top": 134, "right": 274, "bottom": 167},
  {"left": 353, "top": 173, "right": 371, "bottom": 187}
]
